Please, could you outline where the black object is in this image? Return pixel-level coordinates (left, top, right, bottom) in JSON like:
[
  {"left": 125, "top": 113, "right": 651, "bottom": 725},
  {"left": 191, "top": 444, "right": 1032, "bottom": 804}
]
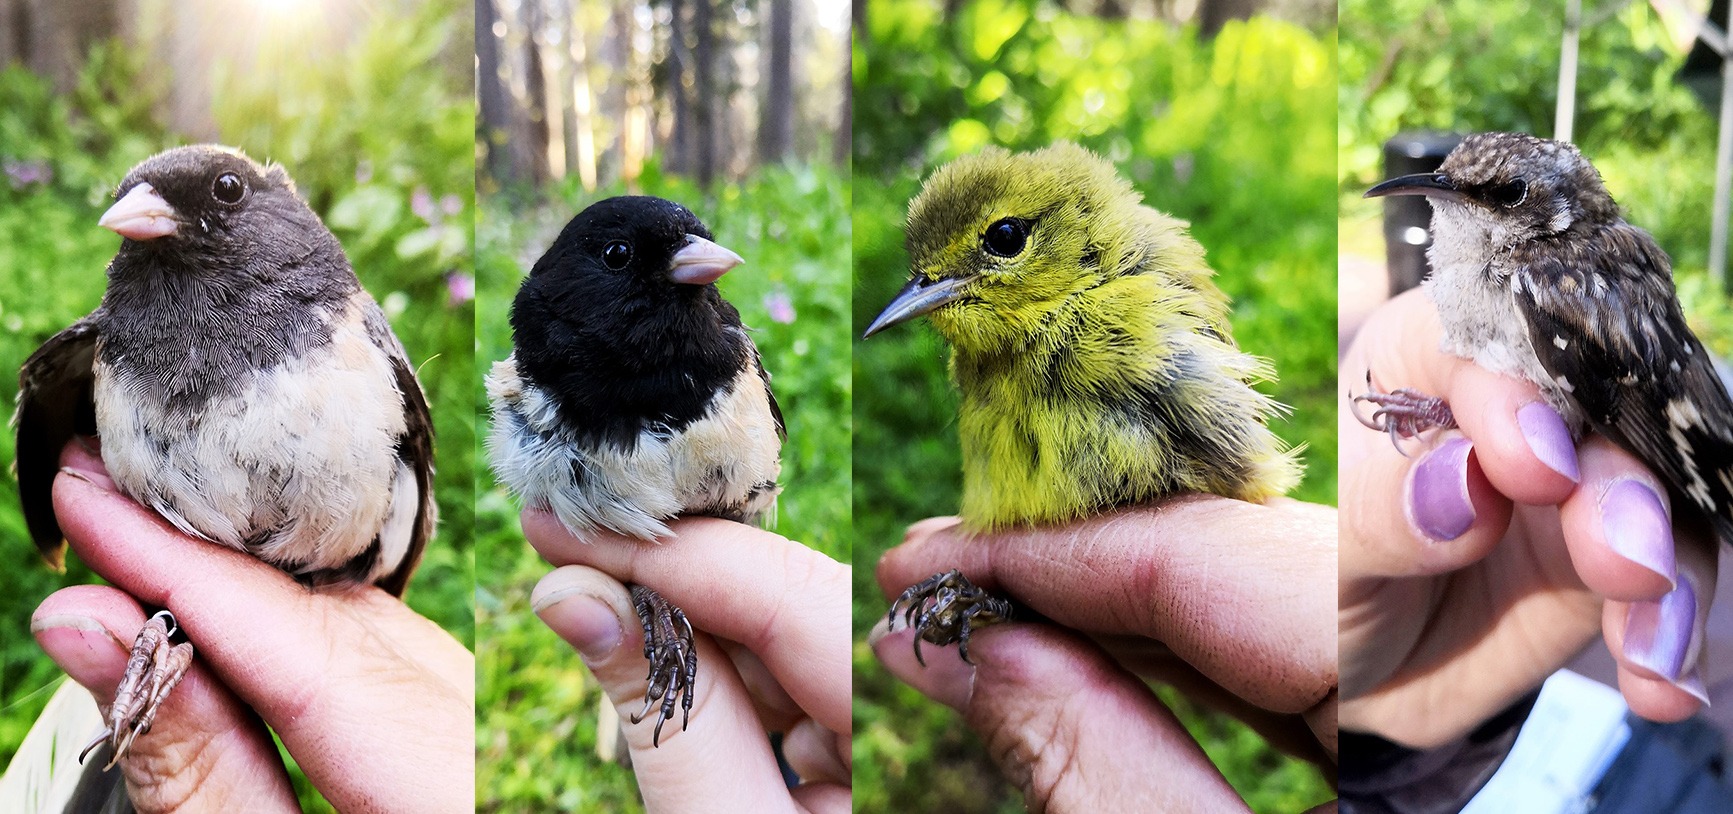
[
  {"left": 1680, "top": 0, "right": 1730, "bottom": 111},
  {"left": 1379, "top": 132, "right": 1463, "bottom": 294},
  {"left": 1340, "top": 689, "right": 1538, "bottom": 814}
]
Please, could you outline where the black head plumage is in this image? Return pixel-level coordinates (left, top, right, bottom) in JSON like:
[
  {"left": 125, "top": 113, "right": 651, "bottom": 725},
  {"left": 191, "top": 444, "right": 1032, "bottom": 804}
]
[{"left": 510, "top": 196, "right": 752, "bottom": 446}]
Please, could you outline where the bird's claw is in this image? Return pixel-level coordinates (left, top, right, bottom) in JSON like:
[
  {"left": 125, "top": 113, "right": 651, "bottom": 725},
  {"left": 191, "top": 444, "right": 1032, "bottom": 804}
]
[
  {"left": 628, "top": 584, "right": 696, "bottom": 747},
  {"left": 887, "top": 569, "right": 1013, "bottom": 666},
  {"left": 80, "top": 610, "right": 194, "bottom": 770},
  {"left": 1350, "top": 371, "right": 1457, "bottom": 456}
]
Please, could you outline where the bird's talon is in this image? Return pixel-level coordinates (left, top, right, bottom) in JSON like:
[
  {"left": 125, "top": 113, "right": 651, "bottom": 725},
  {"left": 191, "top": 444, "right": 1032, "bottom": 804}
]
[
  {"left": 888, "top": 569, "right": 1013, "bottom": 665},
  {"left": 629, "top": 584, "right": 697, "bottom": 747},
  {"left": 1350, "top": 373, "right": 1457, "bottom": 455},
  {"left": 87, "top": 610, "right": 193, "bottom": 770}
]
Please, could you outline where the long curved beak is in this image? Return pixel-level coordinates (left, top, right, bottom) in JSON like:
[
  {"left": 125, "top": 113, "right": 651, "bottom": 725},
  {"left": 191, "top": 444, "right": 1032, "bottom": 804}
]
[
  {"left": 100, "top": 183, "right": 179, "bottom": 240},
  {"left": 1364, "top": 172, "right": 1465, "bottom": 203},
  {"left": 669, "top": 235, "right": 744, "bottom": 285},
  {"left": 863, "top": 275, "right": 974, "bottom": 338}
]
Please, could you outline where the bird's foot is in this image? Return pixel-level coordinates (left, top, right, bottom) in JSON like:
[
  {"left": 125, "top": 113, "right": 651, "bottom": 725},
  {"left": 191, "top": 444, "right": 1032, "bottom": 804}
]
[
  {"left": 79, "top": 610, "right": 194, "bottom": 770},
  {"left": 627, "top": 584, "right": 696, "bottom": 747},
  {"left": 887, "top": 569, "right": 1013, "bottom": 667},
  {"left": 1350, "top": 371, "right": 1457, "bottom": 455}
]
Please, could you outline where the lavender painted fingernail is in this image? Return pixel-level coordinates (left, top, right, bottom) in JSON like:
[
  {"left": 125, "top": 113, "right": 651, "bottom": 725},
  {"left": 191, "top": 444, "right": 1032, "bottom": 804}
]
[
  {"left": 1625, "top": 578, "right": 1697, "bottom": 682},
  {"left": 1407, "top": 437, "right": 1476, "bottom": 541},
  {"left": 1516, "top": 402, "right": 1579, "bottom": 482},
  {"left": 1601, "top": 479, "right": 1676, "bottom": 585},
  {"left": 1679, "top": 667, "right": 1711, "bottom": 706}
]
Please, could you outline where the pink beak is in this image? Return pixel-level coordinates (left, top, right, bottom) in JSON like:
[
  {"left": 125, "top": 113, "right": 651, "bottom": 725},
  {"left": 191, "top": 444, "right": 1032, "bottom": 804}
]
[
  {"left": 100, "top": 183, "right": 178, "bottom": 240},
  {"left": 668, "top": 235, "right": 744, "bottom": 285}
]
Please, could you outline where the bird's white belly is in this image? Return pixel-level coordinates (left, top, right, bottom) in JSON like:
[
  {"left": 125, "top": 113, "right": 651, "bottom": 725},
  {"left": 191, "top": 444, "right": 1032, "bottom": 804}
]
[
  {"left": 93, "top": 309, "right": 408, "bottom": 575},
  {"left": 486, "top": 356, "right": 782, "bottom": 541},
  {"left": 1425, "top": 268, "right": 1583, "bottom": 424}
]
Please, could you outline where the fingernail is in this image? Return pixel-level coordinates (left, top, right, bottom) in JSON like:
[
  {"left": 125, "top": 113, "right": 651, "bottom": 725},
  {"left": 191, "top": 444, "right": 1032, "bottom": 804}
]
[
  {"left": 869, "top": 618, "right": 976, "bottom": 710},
  {"left": 533, "top": 591, "right": 621, "bottom": 662},
  {"left": 1406, "top": 437, "right": 1476, "bottom": 542},
  {"left": 1625, "top": 578, "right": 1697, "bottom": 682},
  {"left": 1600, "top": 479, "right": 1676, "bottom": 586},
  {"left": 1678, "top": 667, "right": 1711, "bottom": 707},
  {"left": 31, "top": 613, "right": 125, "bottom": 684},
  {"left": 57, "top": 466, "right": 110, "bottom": 491},
  {"left": 1516, "top": 402, "right": 1579, "bottom": 482}
]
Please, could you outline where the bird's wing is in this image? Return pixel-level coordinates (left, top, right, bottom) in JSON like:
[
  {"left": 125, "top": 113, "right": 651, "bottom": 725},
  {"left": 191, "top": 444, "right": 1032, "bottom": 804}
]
[
  {"left": 1512, "top": 224, "right": 1733, "bottom": 533},
  {"left": 13, "top": 315, "right": 102, "bottom": 569},
  {"left": 750, "top": 342, "right": 786, "bottom": 442},
  {"left": 366, "top": 308, "right": 436, "bottom": 598}
]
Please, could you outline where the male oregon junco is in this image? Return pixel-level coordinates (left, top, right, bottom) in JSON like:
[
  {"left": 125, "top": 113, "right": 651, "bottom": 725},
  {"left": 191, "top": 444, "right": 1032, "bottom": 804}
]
[
  {"left": 13, "top": 145, "right": 436, "bottom": 765},
  {"left": 486, "top": 195, "right": 782, "bottom": 746}
]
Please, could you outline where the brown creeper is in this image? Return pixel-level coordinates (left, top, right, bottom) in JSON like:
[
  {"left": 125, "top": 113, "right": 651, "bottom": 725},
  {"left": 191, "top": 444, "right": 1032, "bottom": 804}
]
[{"left": 1358, "top": 132, "right": 1733, "bottom": 539}]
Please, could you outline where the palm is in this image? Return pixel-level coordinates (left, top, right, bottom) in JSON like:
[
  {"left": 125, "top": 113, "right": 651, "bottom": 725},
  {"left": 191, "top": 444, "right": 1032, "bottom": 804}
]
[{"left": 1342, "top": 503, "right": 1600, "bottom": 746}]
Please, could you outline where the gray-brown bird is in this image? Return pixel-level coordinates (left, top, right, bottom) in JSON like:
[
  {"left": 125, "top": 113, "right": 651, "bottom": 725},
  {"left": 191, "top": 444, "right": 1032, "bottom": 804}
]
[{"left": 13, "top": 145, "right": 436, "bottom": 772}]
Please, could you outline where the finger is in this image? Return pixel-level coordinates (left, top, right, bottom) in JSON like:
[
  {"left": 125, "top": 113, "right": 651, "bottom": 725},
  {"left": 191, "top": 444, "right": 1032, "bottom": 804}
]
[
  {"left": 1346, "top": 288, "right": 1580, "bottom": 506},
  {"left": 717, "top": 640, "right": 802, "bottom": 731},
  {"left": 782, "top": 717, "right": 849, "bottom": 786},
  {"left": 869, "top": 619, "right": 1251, "bottom": 812},
  {"left": 32, "top": 585, "right": 298, "bottom": 814},
  {"left": 1603, "top": 515, "right": 1718, "bottom": 720},
  {"left": 789, "top": 783, "right": 851, "bottom": 813},
  {"left": 1557, "top": 437, "right": 1676, "bottom": 601},
  {"left": 1340, "top": 432, "right": 1513, "bottom": 580},
  {"left": 531, "top": 566, "right": 796, "bottom": 813},
  {"left": 1439, "top": 369, "right": 1580, "bottom": 505},
  {"left": 523, "top": 511, "right": 850, "bottom": 736},
  {"left": 877, "top": 497, "right": 1334, "bottom": 713},
  {"left": 53, "top": 454, "right": 475, "bottom": 813}
]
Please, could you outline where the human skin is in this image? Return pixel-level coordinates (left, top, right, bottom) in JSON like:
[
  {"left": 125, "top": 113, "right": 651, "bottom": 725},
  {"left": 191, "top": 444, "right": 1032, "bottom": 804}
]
[
  {"left": 871, "top": 498, "right": 1339, "bottom": 813},
  {"left": 35, "top": 441, "right": 475, "bottom": 814},
  {"left": 1340, "top": 288, "right": 1712, "bottom": 750},
  {"left": 521, "top": 511, "right": 851, "bottom": 814}
]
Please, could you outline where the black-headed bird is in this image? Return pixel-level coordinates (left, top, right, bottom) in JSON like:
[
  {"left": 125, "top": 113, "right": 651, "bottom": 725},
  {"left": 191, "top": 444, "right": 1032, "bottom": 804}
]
[
  {"left": 486, "top": 196, "right": 783, "bottom": 745},
  {"left": 866, "top": 142, "right": 1300, "bottom": 661}
]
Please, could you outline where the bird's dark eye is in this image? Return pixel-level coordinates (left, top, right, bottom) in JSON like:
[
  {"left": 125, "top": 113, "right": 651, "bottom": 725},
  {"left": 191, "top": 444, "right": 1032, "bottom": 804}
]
[
  {"left": 982, "top": 218, "right": 1030, "bottom": 258},
  {"left": 211, "top": 172, "right": 247, "bottom": 205},
  {"left": 1489, "top": 178, "right": 1527, "bottom": 208},
  {"left": 602, "top": 240, "right": 633, "bottom": 270}
]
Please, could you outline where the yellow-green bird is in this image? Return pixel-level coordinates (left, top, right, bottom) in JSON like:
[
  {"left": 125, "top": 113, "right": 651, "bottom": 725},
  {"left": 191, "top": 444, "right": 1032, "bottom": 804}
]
[{"left": 867, "top": 142, "right": 1301, "bottom": 660}]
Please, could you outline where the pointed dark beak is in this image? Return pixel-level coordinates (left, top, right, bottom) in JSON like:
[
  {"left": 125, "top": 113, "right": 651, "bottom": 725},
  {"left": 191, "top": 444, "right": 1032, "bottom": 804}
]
[
  {"left": 863, "top": 275, "right": 974, "bottom": 338},
  {"left": 1364, "top": 172, "right": 1465, "bottom": 202}
]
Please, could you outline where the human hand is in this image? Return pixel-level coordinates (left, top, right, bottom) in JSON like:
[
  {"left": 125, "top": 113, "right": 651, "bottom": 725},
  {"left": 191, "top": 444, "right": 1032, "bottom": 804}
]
[
  {"left": 34, "top": 441, "right": 475, "bottom": 814},
  {"left": 522, "top": 511, "right": 851, "bottom": 813},
  {"left": 870, "top": 497, "right": 1338, "bottom": 812},
  {"left": 1340, "top": 288, "right": 1712, "bottom": 750}
]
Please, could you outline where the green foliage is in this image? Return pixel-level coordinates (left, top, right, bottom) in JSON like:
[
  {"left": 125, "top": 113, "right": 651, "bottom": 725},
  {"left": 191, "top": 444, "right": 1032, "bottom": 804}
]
[
  {"left": 474, "top": 163, "right": 853, "bottom": 812},
  {"left": 854, "top": 4, "right": 1336, "bottom": 811},
  {"left": 0, "top": 3, "right": 473, "bottom": 810}
]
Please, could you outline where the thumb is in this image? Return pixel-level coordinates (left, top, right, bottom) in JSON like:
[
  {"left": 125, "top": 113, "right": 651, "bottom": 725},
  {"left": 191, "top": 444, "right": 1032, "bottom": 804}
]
[
  {"left": 31, "top": 585, "right": 297, "bottom": 814},
  {"left": 870, "top": 618, "right": 1252, "bottom": 812},
  {"left": 531, "top": 566, "right": 795, "bottom": 813}
]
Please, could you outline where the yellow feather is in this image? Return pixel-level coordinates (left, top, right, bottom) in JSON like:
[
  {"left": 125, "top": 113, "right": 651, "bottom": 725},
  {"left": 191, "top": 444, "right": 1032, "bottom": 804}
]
[{"left": 897, "top": 142, "right": 1301, "bottom": 531}]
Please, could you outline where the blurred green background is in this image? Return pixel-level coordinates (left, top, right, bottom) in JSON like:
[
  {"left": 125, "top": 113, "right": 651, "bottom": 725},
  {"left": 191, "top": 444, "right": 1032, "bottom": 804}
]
[
  {"left": 474, "top": 0, "right": 851, "bottom": 809},
  {"left": 1339, "top": 0, "right": 1733, "bottom": 352},
  {"left": 853, "top": 0, "right": 1337, "bottom": 811},
  {"left": 0, "top": 1, "right": 474, "bottom": 810}
]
